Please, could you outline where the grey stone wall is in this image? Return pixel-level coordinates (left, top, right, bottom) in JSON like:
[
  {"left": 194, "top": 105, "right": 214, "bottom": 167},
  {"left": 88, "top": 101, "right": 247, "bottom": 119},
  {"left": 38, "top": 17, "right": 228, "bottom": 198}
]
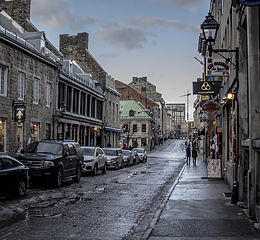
[{"left": 0, "top": 35, "right": 57, "bottom": 155}]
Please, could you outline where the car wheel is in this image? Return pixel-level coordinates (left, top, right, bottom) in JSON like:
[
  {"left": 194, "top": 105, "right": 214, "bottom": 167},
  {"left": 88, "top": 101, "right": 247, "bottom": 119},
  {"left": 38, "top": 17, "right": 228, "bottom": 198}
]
[
  {"left": 92, "top": 164, "right": 98, "bottom": 176},
  {"left": 102, "top": 163, "right": 107, "bottom": 174},
  {"left": 54, "top": 168, "right": 63, "bottom": 188},
  {"left": 73, "top": 165, "right": 81, "bottom": 183},
  {"left": 17, "top": 180, "right": 26, "bottom": 197}
]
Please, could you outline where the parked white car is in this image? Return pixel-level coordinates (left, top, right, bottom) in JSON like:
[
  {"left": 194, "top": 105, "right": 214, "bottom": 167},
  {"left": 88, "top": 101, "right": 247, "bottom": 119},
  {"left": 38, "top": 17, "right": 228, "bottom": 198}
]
[
  {"left": 81, "top": 146, "right": 107, "bottom": 176},
  {"left": 135, "top": 148, "right": 147, "bottom": 163}
]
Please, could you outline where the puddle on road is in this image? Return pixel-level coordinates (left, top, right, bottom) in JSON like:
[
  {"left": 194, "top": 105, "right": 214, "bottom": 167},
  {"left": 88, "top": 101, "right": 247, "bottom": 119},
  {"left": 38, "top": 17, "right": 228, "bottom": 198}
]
[{"left": 128, "top": 171, "right": 152, "bottom": 178}]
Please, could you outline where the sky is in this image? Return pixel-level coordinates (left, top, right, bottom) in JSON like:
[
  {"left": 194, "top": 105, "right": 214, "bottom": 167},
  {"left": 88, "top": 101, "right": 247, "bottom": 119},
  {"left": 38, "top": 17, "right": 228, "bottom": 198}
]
[{"left": 30, "top": 0, "right": 210, "bottom": 120}]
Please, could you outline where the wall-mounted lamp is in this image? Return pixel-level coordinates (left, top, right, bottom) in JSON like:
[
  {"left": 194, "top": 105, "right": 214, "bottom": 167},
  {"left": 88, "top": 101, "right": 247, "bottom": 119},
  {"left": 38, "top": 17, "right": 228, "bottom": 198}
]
[{"left": 227, "top": 93, "right": 235, "bottom": 100}]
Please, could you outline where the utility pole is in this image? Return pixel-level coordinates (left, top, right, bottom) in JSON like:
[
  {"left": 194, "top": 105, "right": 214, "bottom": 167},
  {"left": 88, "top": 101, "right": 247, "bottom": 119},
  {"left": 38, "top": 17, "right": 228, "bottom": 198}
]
[{"left": 179, "top": 91, "right": 191, "bottom": 122}]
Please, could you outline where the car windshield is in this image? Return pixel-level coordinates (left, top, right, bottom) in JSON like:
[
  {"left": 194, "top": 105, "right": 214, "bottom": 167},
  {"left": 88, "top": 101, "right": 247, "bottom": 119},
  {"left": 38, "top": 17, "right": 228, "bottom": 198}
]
[
  {"left": 35, "top": 142, "right": 63, "bottom": 155},
  {"left": 82, "top": 148, "right": 95, "bottom": 156},
  {"left": 122, "top": 150, "right": 129, "bottom": 156},
  {"left": 103, "top": 149, "right": 117, "bottom": 156},
  {"left": 25, "top": 141, "right": 39, "bottom": 153},
  {"left": 136, "top": 148, "right": 144, "bottom": 153}
]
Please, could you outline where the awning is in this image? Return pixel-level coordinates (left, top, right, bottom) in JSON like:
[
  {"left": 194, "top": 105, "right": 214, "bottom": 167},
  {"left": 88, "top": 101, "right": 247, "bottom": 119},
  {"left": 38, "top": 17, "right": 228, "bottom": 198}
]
[{"left": 104, "top": 126, "right": 121, "bottom": 132}]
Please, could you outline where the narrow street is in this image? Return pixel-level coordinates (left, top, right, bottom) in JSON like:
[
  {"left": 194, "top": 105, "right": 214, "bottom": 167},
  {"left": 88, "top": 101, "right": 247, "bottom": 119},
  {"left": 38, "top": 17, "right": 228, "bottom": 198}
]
[{"left": 0, "top": 139, "right": 186, "bottom": 240}]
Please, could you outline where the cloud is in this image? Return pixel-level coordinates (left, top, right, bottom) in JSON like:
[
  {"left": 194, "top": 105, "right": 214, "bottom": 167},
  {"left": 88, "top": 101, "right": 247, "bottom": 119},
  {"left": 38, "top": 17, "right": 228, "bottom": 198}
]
[
  {"left": 145, "top": 0, "right": 208, "bottom": 12},
  {"left": 31, "top": 0, "right": 102, "bottom": 31},
  {"left": 128, "top": 17, "right": 200, "bottom": 34},
  {"left": 93, "top": 23, "right": 157, "bottom": 49}
]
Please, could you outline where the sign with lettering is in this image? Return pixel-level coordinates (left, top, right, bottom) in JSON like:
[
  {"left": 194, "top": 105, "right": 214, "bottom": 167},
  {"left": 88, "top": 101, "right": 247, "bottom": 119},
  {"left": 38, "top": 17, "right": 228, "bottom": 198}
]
[
  {"left": 206, "top": 58, "right": 230, "bottom": 76},
  {"left": 14, "top": 105, "right": 26, "bottom": 122},
  {"left": 238, "top": 0, "right": 260, "bottom": 6},
  {"left": 193, "top": 81, "right": 220, "bottom": 95},
  {"left": 202, "top": 100, "right": 220, "bottom": 113}
]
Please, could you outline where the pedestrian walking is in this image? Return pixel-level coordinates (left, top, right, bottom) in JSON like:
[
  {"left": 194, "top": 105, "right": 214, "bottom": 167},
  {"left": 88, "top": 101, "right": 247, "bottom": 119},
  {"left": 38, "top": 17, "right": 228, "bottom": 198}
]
[
  {"left": 192, "top": 146, "right": 198, "bottom": 165},
  {"left": 186, "top": 144, "right": 191, "bottom": 165}
]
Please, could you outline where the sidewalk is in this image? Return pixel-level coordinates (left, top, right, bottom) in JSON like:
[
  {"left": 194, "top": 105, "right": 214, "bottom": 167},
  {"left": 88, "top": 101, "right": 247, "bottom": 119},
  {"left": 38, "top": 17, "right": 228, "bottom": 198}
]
[{"left": 141, "top": 156, "right": 260, "bottom": 240}]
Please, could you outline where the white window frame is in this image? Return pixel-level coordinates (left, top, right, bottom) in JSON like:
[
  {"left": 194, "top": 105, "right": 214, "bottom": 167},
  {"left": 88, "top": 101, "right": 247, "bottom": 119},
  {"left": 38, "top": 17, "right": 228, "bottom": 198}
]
[
  {"left": 46, "top": 83, "right": 51, "bottom": 107},
  {"left": 0, "top": 65, "right": 7, "bottom": 96},
  {"left": 18, "top": 72, "right": 25, "bottom": 100},
  {"left": 33, "top": 77, "right": 40, "bottom": 104}
]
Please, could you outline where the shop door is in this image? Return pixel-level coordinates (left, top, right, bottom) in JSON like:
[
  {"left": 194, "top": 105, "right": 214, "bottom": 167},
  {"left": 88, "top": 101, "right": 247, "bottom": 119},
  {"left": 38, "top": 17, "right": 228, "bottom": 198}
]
[{"left": 16, "top": 123, "right": 23, "bottom": 153}]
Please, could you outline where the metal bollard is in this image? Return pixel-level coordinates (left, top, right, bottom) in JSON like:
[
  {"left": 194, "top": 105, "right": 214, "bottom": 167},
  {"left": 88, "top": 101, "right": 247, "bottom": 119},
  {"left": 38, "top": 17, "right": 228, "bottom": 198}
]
[{"left": 231, "top": 181, "right": 238, "bottom": 204}]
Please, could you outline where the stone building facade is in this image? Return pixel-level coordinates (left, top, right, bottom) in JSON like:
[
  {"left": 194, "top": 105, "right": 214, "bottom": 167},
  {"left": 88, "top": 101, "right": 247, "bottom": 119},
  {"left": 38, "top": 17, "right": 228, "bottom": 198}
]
[
  {"left": 59, "top": 33, "right": 121, "bottom": 148},
  {"left": 197, "top": 0, "right": 260, "bottom": 222},
  {"left": 129, "top": 77, "right": 167, "bottom": 140},
  {"left": 0, "top": 10, "right": 58, "bottom": 155}
]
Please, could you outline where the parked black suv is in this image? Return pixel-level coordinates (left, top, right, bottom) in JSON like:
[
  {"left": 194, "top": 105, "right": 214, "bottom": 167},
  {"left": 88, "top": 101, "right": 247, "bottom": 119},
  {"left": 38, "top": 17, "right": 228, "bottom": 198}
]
[{"left": 16, "top": 140, "right": 84, "bottom": 187}]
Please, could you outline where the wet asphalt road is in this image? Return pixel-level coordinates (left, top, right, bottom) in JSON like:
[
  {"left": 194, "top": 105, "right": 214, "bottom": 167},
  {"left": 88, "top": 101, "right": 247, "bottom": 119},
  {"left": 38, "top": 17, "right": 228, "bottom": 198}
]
[{"left": 0, "top": 139, "right": 186, "bottom": 240}]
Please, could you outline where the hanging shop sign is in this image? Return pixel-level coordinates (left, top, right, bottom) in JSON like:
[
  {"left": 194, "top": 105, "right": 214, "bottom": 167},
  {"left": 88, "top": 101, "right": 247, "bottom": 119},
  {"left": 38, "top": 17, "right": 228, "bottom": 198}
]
[
  {"left": 14, "top": 105, "right": 26, "bottom": 122},
  {"left": 193, "top": 81, "right": 220, "bottom": 95},
  {"left": 238, "top": 0, "right": 260, "bottom": 6},
  {"left": 202, "top": 100, "right": 220, "bottom": 113},
  {"left": 206, "top": 58, "right": 230, "bottom": 77}
]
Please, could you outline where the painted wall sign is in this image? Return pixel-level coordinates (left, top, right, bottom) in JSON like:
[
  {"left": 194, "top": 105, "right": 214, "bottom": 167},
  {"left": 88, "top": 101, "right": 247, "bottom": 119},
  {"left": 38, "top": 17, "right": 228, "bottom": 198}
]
[
  {"left": 206, "top": 58, "right": 230, "bottom": 77},
  {"left": 238, "top": 0, "right": 260, "bottom": 6},
  {"left": 193, "top": 81, "right": 220, "bottom": 95},
  {"left": 202, "top": 100, "right": 220, "bottom": 113},
  {"left": 14, "top": 105, "right": 26, "bottom": 122}
]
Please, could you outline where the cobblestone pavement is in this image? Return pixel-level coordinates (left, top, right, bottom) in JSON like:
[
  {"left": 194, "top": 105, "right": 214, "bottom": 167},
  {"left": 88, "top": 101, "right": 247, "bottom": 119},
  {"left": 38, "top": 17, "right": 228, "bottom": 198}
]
[{"left": 0, "top": 140, "right": 186, "bottom": 240}]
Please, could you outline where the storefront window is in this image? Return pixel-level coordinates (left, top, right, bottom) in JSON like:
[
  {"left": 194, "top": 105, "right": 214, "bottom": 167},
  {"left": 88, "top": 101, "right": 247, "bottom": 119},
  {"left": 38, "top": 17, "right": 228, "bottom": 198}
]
[
  {"left": 141, "top": 138, "right": 147, "bottom": 147},
  {"left": 31, "top": 123, "right": 39, "bottom": 142},
  {"left": 0, "top": 119, "right": 5, "bottom": 152},
  {"left": 66, "top": 124, "right": 71, "bottom": 140},
  {"left": 57, "top": 123, "right": 63, "bottom": 140},
  {"left": 46, "top": 123, "right": 51, "bottom": 139},
  {"left": 72, "top": 125, "right": 78, "bottom": 142}
]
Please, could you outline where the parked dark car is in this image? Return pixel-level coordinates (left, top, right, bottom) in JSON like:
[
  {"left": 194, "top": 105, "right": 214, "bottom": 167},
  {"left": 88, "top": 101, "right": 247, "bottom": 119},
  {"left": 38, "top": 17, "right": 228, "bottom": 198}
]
[
  {"left": 131, "top": 150, "right": 140, "bottom": 165},
  {"left": 0, "top": 155, "right": 29, "bottom": 197},
  {"left": 16, "top": 140, "right": 83, "bottom": 187},
  {"left": 135, "top": 148, "right": 147, "bottom": 163},
  {"left": 102, "top": 148, "right": 123, "bottom": 169},
  {"left": 122, "top": 149, "right": 134, "bottom": 167}
]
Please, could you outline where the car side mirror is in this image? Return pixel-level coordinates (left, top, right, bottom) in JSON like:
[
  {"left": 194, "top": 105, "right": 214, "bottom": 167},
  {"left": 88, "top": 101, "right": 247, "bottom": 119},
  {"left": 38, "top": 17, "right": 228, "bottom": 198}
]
[{"left": 64, "top": 151, "right": 69, "bottom": 157}]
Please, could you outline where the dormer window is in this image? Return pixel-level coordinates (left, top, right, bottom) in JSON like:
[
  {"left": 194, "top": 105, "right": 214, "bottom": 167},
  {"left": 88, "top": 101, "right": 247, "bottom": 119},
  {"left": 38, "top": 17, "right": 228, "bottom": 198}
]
[{"left": 129, "top": 110, "right": 134, "bottom": 117}]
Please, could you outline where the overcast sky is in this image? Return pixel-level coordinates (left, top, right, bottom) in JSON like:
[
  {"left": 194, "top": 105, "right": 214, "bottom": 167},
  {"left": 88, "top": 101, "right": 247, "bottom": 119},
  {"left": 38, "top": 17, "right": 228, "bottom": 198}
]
[{"left": 30, "top": 0, "right": 210, "bottom": 120}]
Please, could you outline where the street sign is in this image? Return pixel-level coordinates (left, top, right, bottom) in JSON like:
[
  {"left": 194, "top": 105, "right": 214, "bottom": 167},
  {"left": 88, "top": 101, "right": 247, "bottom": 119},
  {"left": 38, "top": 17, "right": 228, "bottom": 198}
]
[
  {"left": 193, "top": 81, "right": 220, "bottom": 95},
  {"left": 206, "top": 58, "right": 230, "bottom": 76},
  {"left": 202, "top": 100, "right": 220, "bottom": 113}
]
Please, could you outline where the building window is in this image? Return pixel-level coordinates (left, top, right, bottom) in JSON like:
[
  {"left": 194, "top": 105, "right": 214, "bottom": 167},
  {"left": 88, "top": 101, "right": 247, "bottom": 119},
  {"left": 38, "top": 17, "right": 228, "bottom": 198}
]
[
  {"left": 80, "top": 92, "right": 86, "bottom": 115},
  {"left": 0, "top": 119, "right": 6, "bottom": 152},
  {"left": 46, "top": 83, "right": 51, "bottom": 107},
  {"left": 18, "top": 72, "right": 25, "bottom": 100},
  {"left": 97, "top": 99, "right": 103, "bottom": 120},
  {"left": 133, "top": 124, "right": 137, "bottom": 132},
  {"left": 30, "top": 123, "right": 39, "bottom": 143},
  {"left": 141, "top": 138, "right": 146, "bottom": 147},
  {"left": 91, "top": 97, "right": 96, "bottom": 118},
  {"left": 129, "top": 110, "right": 134, "bottom": 117},
  {"left": 33, "top": 78, "right": 40, "bottom": 104},
  {"left": 67, "top": 86, "right": 72, "bottom": 112},
  {"left": 142, "top": 124, "right": 146, "bottom": 132},
  {"left": 73, "top": 89, "right": 79, "bottom": 114},
  {"left": 0, "top": 65, "right": 7, "bottom": 96}
]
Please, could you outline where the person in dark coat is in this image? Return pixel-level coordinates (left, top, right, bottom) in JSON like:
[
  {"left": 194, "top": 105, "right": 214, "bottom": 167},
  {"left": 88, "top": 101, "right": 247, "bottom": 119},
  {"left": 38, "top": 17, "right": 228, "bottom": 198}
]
[
  {"left": 186, "top": 144, "right": 191, "bottom": 165},
  {"left": 192, "top": 146, "right": 198, "bottom": 165}
]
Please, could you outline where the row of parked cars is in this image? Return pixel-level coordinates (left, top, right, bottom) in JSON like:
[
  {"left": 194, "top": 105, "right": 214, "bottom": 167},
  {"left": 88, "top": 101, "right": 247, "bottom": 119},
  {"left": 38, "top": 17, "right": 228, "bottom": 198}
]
[{"left": 0, "top": 140, "right": 147, "bottom": 199}]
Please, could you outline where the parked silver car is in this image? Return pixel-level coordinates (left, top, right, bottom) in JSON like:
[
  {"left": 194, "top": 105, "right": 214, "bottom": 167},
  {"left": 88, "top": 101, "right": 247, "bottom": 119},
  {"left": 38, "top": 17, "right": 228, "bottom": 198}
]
[
  {"left": 135, "top": 148, "right": 147, "bottom": 163},
  {"left": 81, "top": 146, "right": 107, "bottom": 176},
  {"left": 122, "top": 150, "right": 134, "bottom": 167},
  {"left": 102, "top": 148, "right": 123, "bottom": 169}
]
